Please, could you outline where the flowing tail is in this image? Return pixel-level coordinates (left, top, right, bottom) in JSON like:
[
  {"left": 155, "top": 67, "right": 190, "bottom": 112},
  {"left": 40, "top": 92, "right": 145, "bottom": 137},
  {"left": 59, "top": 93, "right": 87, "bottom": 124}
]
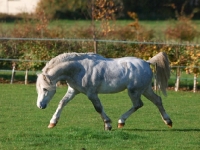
[{"left": 148, "top": 52, "right": 170, "bottom": 96}]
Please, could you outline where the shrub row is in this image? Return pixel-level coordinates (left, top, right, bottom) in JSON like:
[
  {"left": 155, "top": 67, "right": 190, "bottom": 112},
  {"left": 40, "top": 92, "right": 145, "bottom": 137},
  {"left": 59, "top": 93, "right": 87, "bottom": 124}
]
[
  {"left": 0, "top": 12, "right": 200, "bottom": 74},
  {"left": 1, "top": 39, "right": 200, "bottom": 74}
]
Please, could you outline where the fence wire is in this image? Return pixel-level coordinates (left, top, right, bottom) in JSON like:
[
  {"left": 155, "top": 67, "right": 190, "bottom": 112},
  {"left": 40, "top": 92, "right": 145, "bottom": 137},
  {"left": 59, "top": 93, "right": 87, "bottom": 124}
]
[
  {"left": 0, "top": 38, "right": 200, "bottom": 91},
  {"left": 0, "top": 37, "right": 200, "bottom": 46}
]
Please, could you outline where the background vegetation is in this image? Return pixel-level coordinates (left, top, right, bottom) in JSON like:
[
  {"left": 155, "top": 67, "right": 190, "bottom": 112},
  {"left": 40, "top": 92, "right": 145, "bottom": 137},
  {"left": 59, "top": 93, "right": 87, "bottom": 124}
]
[
  {"left": 34, "top": 0, "right": 200, "bottom": 20},
  {"left": 0, "top": 0, "right": 200, "bottom": 21},
  {"left": 0, "top": 0, "right": 200, "bottom": 86}
]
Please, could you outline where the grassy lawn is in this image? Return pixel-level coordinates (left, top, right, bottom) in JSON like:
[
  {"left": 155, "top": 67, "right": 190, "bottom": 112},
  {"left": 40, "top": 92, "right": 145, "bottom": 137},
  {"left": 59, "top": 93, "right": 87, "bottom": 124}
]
[
  {"left": 0, "top": 84, "right": 200, "bottom": 150},
  {"left": 48, "top": 19, "right": 200, "bottom": 29},
  {"left": 1, "top": 20, "right": 200, "bottom": 40}
]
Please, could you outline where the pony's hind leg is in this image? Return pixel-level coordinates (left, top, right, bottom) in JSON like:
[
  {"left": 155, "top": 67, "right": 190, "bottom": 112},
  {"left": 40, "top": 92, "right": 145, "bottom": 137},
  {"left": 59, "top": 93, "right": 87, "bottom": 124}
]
[
  {"left": 118, "top": 89, "right": 143, "bottom": 128},
  {"left": 87, "top": 93, "right": 112, "bottom": 130},
  {"left": 143, "top": 86, "right": 172, "bottom": 127}
]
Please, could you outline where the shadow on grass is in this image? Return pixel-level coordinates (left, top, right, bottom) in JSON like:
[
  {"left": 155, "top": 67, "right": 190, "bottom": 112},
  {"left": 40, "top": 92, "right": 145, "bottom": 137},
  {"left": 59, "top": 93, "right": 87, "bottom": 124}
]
[{"left": 118, "top": 128, "right": 200, "bottom": 132}]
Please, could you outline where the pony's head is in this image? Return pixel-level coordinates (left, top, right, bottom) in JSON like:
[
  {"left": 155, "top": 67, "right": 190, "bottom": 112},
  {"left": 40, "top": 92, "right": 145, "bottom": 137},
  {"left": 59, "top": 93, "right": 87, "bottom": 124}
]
[{"left": 36, "top": 73, "right": 56, "bottom": 109}]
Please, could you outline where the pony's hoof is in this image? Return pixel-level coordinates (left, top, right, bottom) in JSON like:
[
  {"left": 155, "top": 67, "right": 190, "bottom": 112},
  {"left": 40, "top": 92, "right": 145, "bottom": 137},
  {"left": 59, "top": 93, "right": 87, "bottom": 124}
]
[
  {"left": 48, "top": 123, "right": 56, "bottom": 128},
  {"left": 118, "top": 123, "right": 125, "bottom": 128},
  {"left": 105, "top": 126, "right": 112, "bottom": 131},
  {"left": 167, "top": 121, "right": 172, "bottom": 128}
]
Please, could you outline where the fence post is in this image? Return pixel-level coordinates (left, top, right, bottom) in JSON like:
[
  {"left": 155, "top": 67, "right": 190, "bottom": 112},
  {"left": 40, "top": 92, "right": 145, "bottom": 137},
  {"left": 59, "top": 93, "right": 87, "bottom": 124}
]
[
  {"left": 174, "top": 46, "right": 180, "bottom": 91},
  {"left": 10, "top": 62, "right": 16, "bottom": 84},
  {"left": 93, "top": 35, "right": 97, "bottom": 54},
  {"left": 174, "top": 66, "right": 181, "bottom": 92},
  {"left": 25, "top": 69, "right": 28, "bottom": 85},
  {"left": 175, "top": 74, "right": 180, "bottom": 91},
  {"left": 193, "top": 74, "right": 197, "bottom": 93}
]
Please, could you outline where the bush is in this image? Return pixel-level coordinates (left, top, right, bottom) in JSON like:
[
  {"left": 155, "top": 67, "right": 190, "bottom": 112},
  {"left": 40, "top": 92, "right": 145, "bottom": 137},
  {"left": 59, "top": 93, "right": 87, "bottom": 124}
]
[
  {"left": 165, "top": 19, "right": 199, "bottom": 41},
  {"left": 35, "top": 0, "right": 87, "bottom": 20}
]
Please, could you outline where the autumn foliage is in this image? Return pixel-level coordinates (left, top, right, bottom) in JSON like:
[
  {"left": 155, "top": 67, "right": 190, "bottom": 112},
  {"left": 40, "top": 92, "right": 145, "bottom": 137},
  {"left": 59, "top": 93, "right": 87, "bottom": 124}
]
[{"left": 0, "top": 0, "right": 200, "bottom": 76}]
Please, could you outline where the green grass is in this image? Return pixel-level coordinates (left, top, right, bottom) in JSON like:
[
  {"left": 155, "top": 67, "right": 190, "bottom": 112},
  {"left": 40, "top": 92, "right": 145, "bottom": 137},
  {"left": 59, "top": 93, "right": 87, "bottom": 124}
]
[
  {"left": 48, "top": 19, "right": 200, "bottom": 29},
  {"left": 1, "top": 20, "right": 200, "bottom": 40},
  {"left": 0, "top": 84, "right": 200, "bottom": 150},
  {"left": 49, "top": 20, "right": 200, "bottom": 41}
]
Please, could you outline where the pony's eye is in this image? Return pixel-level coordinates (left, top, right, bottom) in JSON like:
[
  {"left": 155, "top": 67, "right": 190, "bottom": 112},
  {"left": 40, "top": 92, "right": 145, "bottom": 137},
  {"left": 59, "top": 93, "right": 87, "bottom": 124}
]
[{"left": 43, "top": 88, "right": 48, "bottom": 92}]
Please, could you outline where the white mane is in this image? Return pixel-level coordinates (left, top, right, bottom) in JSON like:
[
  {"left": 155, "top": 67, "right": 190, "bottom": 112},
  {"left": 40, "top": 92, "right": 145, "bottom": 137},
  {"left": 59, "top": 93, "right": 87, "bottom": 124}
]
[{"left": 42, "top": 52, "right": 99, "bottom": 73}]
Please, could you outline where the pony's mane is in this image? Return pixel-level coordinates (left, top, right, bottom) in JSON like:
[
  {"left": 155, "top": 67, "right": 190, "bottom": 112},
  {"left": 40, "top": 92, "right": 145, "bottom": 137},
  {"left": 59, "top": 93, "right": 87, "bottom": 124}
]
[{"left": 42, "top": 52, "right": 105, "bottom": 73}]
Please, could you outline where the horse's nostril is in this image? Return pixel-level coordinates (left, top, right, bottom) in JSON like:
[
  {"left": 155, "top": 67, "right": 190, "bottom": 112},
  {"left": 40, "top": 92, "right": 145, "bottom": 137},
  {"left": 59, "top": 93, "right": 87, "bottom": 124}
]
[{"left": 39, "top": 103, "right": 47, "bottom": 109}]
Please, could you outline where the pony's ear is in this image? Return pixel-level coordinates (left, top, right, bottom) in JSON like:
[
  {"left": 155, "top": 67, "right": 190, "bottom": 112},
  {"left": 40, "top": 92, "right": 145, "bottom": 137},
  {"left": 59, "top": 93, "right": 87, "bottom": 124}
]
[{"left": 36, "top": 71, "right": 42, "bottom": 76}]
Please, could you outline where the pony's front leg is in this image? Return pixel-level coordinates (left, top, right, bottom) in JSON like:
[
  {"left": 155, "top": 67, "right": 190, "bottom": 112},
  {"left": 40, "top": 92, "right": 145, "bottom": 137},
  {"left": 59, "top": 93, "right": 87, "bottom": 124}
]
[
  {"left": 87, "top": 93, "right": 112, "bottom": 130},
  {"left": 48, "top": 87, "right": 78, "bottom": 128}
]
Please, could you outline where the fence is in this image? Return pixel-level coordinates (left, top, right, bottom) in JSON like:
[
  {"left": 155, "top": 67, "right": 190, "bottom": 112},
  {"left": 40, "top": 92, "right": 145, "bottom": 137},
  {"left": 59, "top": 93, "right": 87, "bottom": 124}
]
[{"left": 1, "top": 38, "right": 200, "bottom": 92}]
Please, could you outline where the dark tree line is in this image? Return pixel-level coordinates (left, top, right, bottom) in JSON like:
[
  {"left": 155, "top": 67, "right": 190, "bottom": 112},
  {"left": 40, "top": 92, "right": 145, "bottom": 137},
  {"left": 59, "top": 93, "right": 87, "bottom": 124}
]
[
  {"left": 35, "top": 0, "right": 200, "bottom": 20},
  {"left": 122, "top": 0, "right": 200, "bottom": 19}
]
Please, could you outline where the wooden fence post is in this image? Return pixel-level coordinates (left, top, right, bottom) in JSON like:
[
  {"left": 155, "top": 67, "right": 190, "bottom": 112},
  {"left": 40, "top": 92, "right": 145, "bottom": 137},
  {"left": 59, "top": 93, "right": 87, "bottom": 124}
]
[
  {"left": 93, "top": 37, "right": 98, "bottom": 54},
  {"left": 25, "top": 69, "right": 28, "bottom": 85},
  {"left": 175, "top": 70, "right": 180, "bottom": 92},
  {"left": 10, "top": 62, "right": 16, "bottom": 84},
  {"left": 193, "top": 74, "right": 197, "bottom": 93},
  {"left": 93, "top": 34, "right": 97, "bottom": 54}
]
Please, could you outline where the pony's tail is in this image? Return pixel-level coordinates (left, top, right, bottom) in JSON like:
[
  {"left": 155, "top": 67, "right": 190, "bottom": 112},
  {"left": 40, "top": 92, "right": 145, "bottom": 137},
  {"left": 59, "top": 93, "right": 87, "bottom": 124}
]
[{"left": 148, "top": 52, "right": 170, "bottom": 96}]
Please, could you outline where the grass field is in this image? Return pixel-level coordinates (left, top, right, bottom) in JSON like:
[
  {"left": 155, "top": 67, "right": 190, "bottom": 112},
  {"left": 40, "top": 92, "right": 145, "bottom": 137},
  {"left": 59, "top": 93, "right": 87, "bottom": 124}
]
[
  {"left": 49, "top": 20, "right": 200, "bottom": 31},
  {"left": 0, "top": 84, "right": 200, "bottom": 150},
  {"left": 1, "top": 20, "right": 200, "bottom": 40}
]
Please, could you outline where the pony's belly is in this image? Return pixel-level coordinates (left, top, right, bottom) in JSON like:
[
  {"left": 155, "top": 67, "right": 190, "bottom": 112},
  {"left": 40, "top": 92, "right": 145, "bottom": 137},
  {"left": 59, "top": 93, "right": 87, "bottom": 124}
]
[{"left": 98, "top": 83, "right": 127, "bottom": 94}]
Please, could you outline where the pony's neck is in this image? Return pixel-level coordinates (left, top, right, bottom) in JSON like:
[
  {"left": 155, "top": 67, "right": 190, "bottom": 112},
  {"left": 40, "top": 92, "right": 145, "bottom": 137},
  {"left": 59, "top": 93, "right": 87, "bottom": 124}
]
[{"left": 45, "top": 62, "right": 79, "bottom": 83}]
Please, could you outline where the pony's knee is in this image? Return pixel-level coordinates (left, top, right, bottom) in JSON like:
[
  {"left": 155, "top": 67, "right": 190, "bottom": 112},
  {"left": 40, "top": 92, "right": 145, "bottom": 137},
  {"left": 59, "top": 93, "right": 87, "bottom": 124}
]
[{"left": 59, "top": 100, "right": 67, "bottom": 107}]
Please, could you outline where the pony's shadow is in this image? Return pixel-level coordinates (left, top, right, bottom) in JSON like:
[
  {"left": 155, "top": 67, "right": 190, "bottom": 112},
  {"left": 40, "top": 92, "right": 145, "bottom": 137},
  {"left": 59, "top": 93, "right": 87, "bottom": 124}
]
[{"left": 117, "top": 128, "right": 200, "bottom": 132}]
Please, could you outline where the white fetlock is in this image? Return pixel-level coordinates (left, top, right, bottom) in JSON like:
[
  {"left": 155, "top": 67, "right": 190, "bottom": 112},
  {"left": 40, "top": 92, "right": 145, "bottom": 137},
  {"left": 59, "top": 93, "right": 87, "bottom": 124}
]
[
  {"left": 118, "top": 119, "right": 125, "bottom": 128},
  {"left": 48, "top": 118, "right": 59, "bottom": 128},
  {"left": 104, "top": 123, "right": 112, "bottom": 130}
]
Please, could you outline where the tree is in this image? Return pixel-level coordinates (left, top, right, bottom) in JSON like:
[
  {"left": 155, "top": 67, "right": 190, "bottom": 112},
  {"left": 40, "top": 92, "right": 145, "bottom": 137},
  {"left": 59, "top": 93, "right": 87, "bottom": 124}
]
[{"left": 35, "top": 0, "right": 87, "bottom": 19}]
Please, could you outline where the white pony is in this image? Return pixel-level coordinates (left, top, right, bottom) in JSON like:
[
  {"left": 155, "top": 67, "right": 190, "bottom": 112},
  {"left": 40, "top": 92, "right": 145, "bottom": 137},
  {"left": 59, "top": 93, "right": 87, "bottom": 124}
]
[{"left": 36, "top": 52, "right": 172, "bottom": 130}]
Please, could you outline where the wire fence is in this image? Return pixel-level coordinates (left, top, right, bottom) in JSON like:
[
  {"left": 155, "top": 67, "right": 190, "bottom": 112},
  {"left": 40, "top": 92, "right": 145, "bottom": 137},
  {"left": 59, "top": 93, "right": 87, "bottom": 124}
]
[
  {"left": 1, "top": 64, "right": 200, "bottom": 92},
  {"left": 0, "top": 37, "right": 200, "bottom": 46},
  {"left": 1, "top": 38, "right": 200, "bottom": 91}
]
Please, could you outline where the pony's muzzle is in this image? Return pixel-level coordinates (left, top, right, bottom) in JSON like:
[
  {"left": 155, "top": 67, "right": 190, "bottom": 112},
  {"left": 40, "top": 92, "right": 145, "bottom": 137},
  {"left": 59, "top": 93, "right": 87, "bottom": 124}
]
[{"left": 37, "top": 102, "right": 47, "bottom": 109}]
